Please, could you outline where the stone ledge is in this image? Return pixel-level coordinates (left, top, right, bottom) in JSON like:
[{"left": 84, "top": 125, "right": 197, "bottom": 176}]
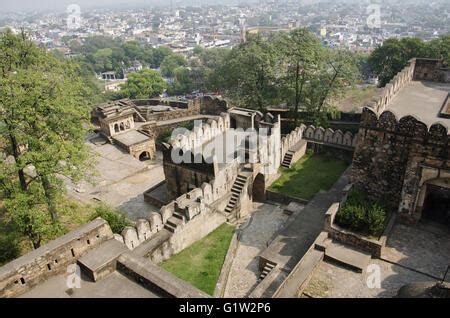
[{"left": 117, "top": 252, "right": 210, "bottom": 298}]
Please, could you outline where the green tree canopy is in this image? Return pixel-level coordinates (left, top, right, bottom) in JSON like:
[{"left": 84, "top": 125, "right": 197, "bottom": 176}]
[
  {"left": 119, "top": 69, "right": 167, "bottom": 99},
  {"left": 368, "top": 36, "right": 450, "bottom": 87},
  {"left": 0, "top": 30, "right": 95, "bottom": 248},
  {"left": 160, "top": 54, "right": 187, "bottom": 78}
]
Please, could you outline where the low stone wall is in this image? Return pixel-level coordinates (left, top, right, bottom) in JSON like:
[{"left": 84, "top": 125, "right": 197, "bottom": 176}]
[
  {"left": 0, "top": 218, "right": 113, "bottom": 298},
  {"left": 323, "top": 199, "right": 397, "bottom": 258},
  {"left": 143, "top": 180, "right": 169, "bottom": 208},
  {"left": 266, "top": 190, "right": 309, "bottom": 205},
  {"left": 117, "top": 252, "right": 209, "bottom": 298},
  {"left": 213, "top": 232, "right": 239, "bottom": 297}
]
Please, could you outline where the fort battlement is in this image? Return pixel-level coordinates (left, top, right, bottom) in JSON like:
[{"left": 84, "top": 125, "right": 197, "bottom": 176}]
[{"left": 0, "top": 218, "right": 113, "bottom": 298}]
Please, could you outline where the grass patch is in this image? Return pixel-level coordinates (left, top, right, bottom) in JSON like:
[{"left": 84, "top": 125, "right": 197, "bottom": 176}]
[
  {"left": 160, "top": 223, "right": 235, "bottom": 295},
  {"left": 269, "top": 152, "right": 349, "bottom": 200}
]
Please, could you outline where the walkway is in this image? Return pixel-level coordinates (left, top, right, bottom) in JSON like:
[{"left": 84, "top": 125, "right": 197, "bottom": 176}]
[{"left": 223, "top": 203, "right": 294, "bottom": 298}]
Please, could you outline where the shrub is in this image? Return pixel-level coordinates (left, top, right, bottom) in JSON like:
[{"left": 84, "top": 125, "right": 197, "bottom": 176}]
[
  {"left": 336, "top": 204, "right": 365, "bottom": 231},
  {"left": 367, "top": 203, "right": 387, "bottom": 237},
  {"left": 90, "top": 204, "right": 130, "bottom": 234},
  {"left": 335, "top": 189, "right": 388, "bottom": 237},
  {"left": 0, "top": 233, "right": 20, "bottom": 266}
]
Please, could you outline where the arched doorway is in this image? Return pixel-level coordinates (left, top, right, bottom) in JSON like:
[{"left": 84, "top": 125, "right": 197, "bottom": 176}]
[
  {"left": 139, "top": 151, "right": 151, "bottom": 161},
  {"left": 252, "top": 173, "right": 266, "bottom": 202},
  {"left": 114, "top": 124, "right": 119, "bottom": 133},
  {"left": 416, "top": 178, "right": 450, "bottom": 226}
]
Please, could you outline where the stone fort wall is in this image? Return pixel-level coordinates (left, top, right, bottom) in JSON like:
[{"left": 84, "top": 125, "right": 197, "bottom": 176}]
[
  {"left": 0, "top": 218, "right": 113, "bottom": 298},
  {"left": 351, "top": 58, "right": 449, "bottom": 220},
  {"left": 352, "top": 109, "right": 449, "bottom": 220}
]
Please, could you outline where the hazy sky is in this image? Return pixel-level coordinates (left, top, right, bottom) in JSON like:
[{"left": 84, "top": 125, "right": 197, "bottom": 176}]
[
  {"left": 0, "top": 0, "right": 434, "bottom": 14},
  {"left": 0, "top": 0, "right": 252, "bottom": 13}
]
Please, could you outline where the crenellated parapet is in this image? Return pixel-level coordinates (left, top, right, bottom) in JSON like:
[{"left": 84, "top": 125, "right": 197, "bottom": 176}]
[
  {"left": 169, "top": 112, "right": 230, "bottom": 153},
  {"left": 281, "top": 124, "right": 358, "bottom": 160},
  {"left": 118, "top": 162, "right": 240, "bottom": 250},
  {"left": 366, "top": 59, "right": 416, "bottom": 114},
  {"left": 360, "top": 107, "right": 449, "bottom": 135}
]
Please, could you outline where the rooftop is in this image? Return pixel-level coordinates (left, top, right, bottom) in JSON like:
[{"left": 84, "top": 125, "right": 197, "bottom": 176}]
[
  {"left": 112, "top": 130, "right": 150, "bottom": 146},
  {"left": 385, "top": 80, "right": 450, "bottom": 128}
]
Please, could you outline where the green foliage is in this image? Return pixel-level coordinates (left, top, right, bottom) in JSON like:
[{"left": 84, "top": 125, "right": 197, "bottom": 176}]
[
  {"left": 368, "top": 35, "right": 450, "bottom": 87},
  {"left": 367, "top": 203, "right": 387, "bottom": 237},
  {"left": 90, "top": 204, "right": 130, "bottom": 234},
  {"left": 335, "top": 189, "right": 388, "bottom": 237},
  {"left": 0, "top": 233, "right": 20, "bottom": 265},
  {"left": 69, "top": 36, "right": 172, "bottom": 75},
  {"left": 118, "top": 69, "right": 167, "bottom": 99},
  {"left": 160, "top": 54, "right": 187, "bottom": 78},
  {"left": 336, "top": 203, "right": 366, "bottom": 230},
  {"left": 208, "top": 28, "right": 359, "bottom": 120},
  {"left": 0, "top": 30, "right": 95, "bottom": 249}
]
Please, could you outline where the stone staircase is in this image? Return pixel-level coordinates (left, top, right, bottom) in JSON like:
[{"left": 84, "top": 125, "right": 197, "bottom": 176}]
[
  {"left": 323, "top": 241, "right": 372, "bottom": 273},
  {"left": 224, "top": 174, "right": 248, "bottom": 215},
  {"left": 281, "top": 151, "right": 294, "bottom": 168},
  {"left": 314, "top": 232, "right": 371, "bottom": 273},
  {"left": 259, "top": 261, "right": 277, "bottom": 281},
  {"left": 163, "top": 211, "right": 185, "bottom": 233}
]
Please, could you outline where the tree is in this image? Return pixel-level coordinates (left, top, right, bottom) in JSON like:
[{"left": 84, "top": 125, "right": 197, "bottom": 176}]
[
  {"left": 0, "top": 30, "right": 94, "bottom": 248},
  {"left": 214, "top": 35, "right": 279, "bottom": 111},
  {"left": 160, "top": 54, "right": 187, "bottom": 78},
  {"left": 368, "top": 37, "right": 428, "bottom": 87},
  {"left": 277, "top": 29, "right": 323, "bottom": 125},
  {"left": 119, "top": 69, "right": 167, "bottom": 99},
  {"left": 277, "top": 29, "right": 358, "bottom": 125},
  {"left": 149, "top": 46, "right": 171, "bottom": 68}
]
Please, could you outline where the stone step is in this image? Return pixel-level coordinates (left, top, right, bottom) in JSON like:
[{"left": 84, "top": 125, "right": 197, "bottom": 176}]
[
  {"left": 164, "top": 223, "right": 176, "bottom": 233},
  {"left": 172, "top": 211, "right": 185, "bottom": 221},
  {"left": 234, "top": 180, "right": 245, "bottom": 186},
  {"left": 324, "top": 242, "right": 372, "bottom": 273},
  {"left": 231, "top": 188, "right": 241, "bottom": 194},
  {"left": 232, "top": 186, "right": 243, "bottom": 193},
  {"left": 166, "top": 217, "right": 183, "bottom": 228},
  {"left": 314, "top": 232, "right": 331, "bottom": 252}
]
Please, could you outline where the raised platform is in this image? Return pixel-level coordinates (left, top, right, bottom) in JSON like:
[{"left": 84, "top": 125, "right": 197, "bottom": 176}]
[
  {"left": 77, "top": 239, "right": 128, "bottom": 282},
  {"left": 324, "top": 242, "right": 372, "bottom": 273},
  {"left": 386, "top": 80, "right": 450, "bottom": 128},
  {"left": 112, "top": 130, "right": 150, "bottom": 147}
]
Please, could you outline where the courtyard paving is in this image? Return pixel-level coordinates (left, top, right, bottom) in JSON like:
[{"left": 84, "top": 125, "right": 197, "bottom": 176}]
[
  {"left": 301, "top": 221, "right": 450, "bottom": 298},
  {"left": 223, "top": 202, "right": 299, "bottom": 298},
  {"left": 64, "top": 134, "right": 164, "bottom": 220},
  {"left": 302, "top": 258, "right": 435, "bottom": 298}
]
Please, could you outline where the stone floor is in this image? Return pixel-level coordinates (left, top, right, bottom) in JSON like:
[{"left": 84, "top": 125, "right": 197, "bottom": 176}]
[
  {"left": 381, "top": 221, "right": 450, "bottom": 280},
  {"left": 301, "top": 221, "right": 450, "bottom": 298},
  {"left": 64, "top": 134, "right": 164, "bottom": 220},
  {"left": 302, "top": 258, "right": 435, "bottom": 298},
  {"left": 223, "top": 202, "right": 299, "bottom": 298},
  {"left": 21, "top": 270, "right": 159, "bottom": 298}
]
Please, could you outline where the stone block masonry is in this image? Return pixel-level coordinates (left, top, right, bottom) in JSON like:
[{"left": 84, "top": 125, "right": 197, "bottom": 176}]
[
  {"left": 351, "top": 58, "right": 450, "bottom": 222},
  {"left": 0, "top": 218, "right": 113, "bottom": 298}
]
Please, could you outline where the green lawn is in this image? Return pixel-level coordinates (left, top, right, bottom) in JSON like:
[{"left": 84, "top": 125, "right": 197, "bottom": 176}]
[
  {"left": 269, "top": 153, "right": 349, "bottom": 200},
  {"left": 160, "top": 223, "right": 235, "bottom": 295}
]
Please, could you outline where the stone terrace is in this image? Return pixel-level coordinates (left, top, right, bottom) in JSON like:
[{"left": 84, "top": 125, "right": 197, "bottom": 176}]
[{"left": 385, "top": 81, "right": 450, "bottom": 128}]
